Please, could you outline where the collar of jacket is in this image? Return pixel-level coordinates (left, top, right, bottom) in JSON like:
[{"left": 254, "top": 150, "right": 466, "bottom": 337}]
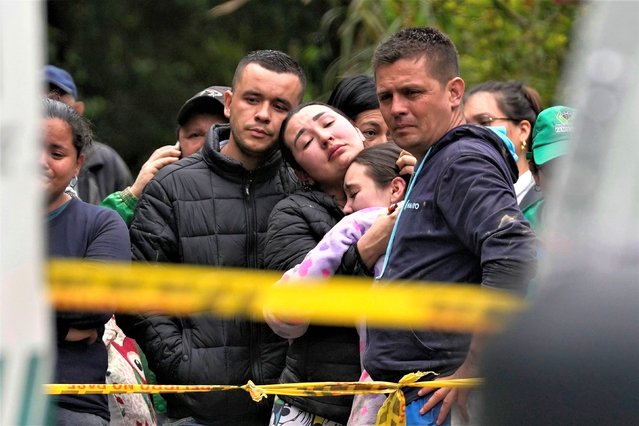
[
  {"left": 81, "top": 141, "right": 108, "bottom": 170},
  {"left": 425, "top": 124, "right": 520, "bottom": 183},
  {"left": 202, "top": 123, "right": 284, "bottom": 183}
]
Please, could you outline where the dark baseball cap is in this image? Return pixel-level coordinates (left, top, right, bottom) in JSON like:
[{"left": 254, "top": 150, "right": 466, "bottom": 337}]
[
  {"left": 45, "top": 65, "right": 78, "bottom": 99},
  {"left": 176, "top": 86, "right": 229, "bottom": 126}
]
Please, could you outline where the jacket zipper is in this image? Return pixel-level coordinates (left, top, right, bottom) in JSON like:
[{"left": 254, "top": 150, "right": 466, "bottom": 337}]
[
  {"left": 243, "top": 174, "right": 262, "bottom": 383},
  {"left": 244, "top": 174, "right": 257, "bottom": 269}
]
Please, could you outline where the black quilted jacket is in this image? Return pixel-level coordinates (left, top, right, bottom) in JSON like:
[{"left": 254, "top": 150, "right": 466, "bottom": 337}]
[
  {"left": 123, "top": 124, "right": 297, "bottom": 425},
  {"left": 264, "top": 188, "right": 368, "bottom": 424}
]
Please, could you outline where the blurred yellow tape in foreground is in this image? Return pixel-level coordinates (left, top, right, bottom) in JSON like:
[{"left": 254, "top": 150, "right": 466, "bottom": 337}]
[
  {"left": 49, "top": 259, "right": 525, "bottom": 332},
  {"left": 45, "top": 378, "right": 482, "bottom": 397}
]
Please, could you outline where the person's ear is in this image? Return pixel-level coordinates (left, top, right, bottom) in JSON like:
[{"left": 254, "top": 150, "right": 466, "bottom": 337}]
[
  {"left": 517, "top": 119, "right": 532, "bottom": 151},
  {"left": 448, "top": 77, "right": 465, "bottom": 108},
  {"left": 294, "top": 169, "right": 315, "bottom": 187},
  {"left": 389, "top": 176, "right": 407, "bottom": 204},
  {"left": 223, "top": 90, "right": 233, "bottom": 119},
  {"left": 74, "top": 153, "right": 85, "bottom": 176},
  {"left": 73, "top": 100, "right": 85, "bottom": 116}
]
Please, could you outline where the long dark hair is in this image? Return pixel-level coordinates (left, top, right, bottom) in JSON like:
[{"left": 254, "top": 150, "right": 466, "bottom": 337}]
[
  {"left": 327, "top": 74, "right": 378, "bottom": 121},
  {"left": 350, "top": 142, "right": 410, "bottom": 189}
]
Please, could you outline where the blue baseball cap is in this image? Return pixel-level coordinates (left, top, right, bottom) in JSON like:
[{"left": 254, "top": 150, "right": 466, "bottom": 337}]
[{"left": 45, "top": 65, "right": 78, "bottom": 99}]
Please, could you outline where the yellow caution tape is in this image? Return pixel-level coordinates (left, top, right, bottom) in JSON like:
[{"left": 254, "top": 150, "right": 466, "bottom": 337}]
[
  {"left": 377, "top": 372, "right": 431, "bottom": 426},
  {"left": 44, "top": 377, "right": 482, "bottom": 397},
  {"left": 46, "top": 384, "right": 227, "bottom": 395},
  {"left": 46, "top": 376, "right": 481, "bottom": 426},
  {"left": 48, "top": 259, "right": 525, "bottom": 333}
]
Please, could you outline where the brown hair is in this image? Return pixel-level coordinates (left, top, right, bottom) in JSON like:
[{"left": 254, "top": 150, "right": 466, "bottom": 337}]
[
  {"left": 373, "top": 27, "right": 459, "bottom": 85},
  {"left": 350, "top": 142, "right": 410, "bottom": 189},
  {"left": 467, "top": 80, "right": 543, "bottom": 148}
]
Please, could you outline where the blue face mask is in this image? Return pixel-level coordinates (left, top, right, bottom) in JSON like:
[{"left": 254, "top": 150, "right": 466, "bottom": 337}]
[{"left": 487, "top": 126, "right": 518, "bottom": 163}]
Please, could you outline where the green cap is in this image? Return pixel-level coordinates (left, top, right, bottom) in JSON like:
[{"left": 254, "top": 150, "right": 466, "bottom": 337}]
[{"left": 529, "top": 106, "right": 576, "bottom": 166}]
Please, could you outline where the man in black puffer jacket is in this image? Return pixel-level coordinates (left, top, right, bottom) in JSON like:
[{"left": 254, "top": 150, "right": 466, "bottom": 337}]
[{"left": 122, "top": 50, "right": 305, "bottom": 426}]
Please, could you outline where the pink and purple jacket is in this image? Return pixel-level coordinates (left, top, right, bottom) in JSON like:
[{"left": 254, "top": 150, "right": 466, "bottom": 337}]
[{"left": 265, "top": 205, "right": 394, "bottom": 339}]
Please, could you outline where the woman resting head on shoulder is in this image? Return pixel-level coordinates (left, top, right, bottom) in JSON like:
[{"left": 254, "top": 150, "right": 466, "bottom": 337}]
[
  {"left": 268, "top": 142, "right": 410, "bottom": 334},
  {"left": 279, "top": 102, "right": 367, "bottom": 208},
  {"left": 276, "top": 102, "right": 415, "bottom": 268},
  {"left": 265, "top": 143, "right": 409, "bottom": 426},
  {"left": 263, "top": 103, "right": 413, "bottom": 425}
]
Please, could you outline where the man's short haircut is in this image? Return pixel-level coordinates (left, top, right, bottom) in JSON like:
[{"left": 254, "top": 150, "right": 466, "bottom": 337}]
[
  {"left": 232, "top": 50, "right": 307, "bottom": 101},
  {"left": 373, "top": 27, "right": 460, "bottom": 85}
]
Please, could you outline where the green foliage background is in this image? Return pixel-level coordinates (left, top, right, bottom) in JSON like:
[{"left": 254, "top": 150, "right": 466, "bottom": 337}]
[{"left": 47, "top": 0, "right": 583, "bottom": 172}]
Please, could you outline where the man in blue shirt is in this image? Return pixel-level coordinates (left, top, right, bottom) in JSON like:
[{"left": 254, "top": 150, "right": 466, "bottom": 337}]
[{"left": 365, "top": 27, "right": 537, "bottom": 425}]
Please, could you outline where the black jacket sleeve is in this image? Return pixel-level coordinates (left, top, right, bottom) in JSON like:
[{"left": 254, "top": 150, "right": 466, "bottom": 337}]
[
  {"left": 130, "top": 177, "right": 178, "bottom": 263},
  {"left": 116, "top": 313, "right": 185, "bottom": 383},
  {"left": 124, "top": 177, "right": 186, "bottom": 382},
  {"left": 264, "top": 200, "right": 319, "bottom": 271}
]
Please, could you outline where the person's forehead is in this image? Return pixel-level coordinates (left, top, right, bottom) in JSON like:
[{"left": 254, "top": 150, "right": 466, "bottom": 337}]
[
  {"left": 45, "top": 118, "right": 72, "bottom": 140},
  {"left": 344, "top": 162, "right": 371, "bottom": 185},
  {"left": 295, "top": 105, "right": 334, "bottom": 122},
  {"left": 355, "top": 109, "right": 384, "bottom": 123},
  {"left": 238, "top": 63, "right": 298, "bottom": 86},
  {"left": 375, "top": 56, "right": 435, "bottom": 83},
  {"left": 345, "top": 161, "right": 367, "bottom": 175},
  {"left": 286, "top": 106, "right": 333, "bottom": 137},
  {"left": 284, "top": 106, "right": 328, "bottom": 147},
  {"left": 237, "top": 63, "right": 302, "bottom": 99},
  {"left": 466, "top": 91, "right": 501, "bottom": 113}
]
